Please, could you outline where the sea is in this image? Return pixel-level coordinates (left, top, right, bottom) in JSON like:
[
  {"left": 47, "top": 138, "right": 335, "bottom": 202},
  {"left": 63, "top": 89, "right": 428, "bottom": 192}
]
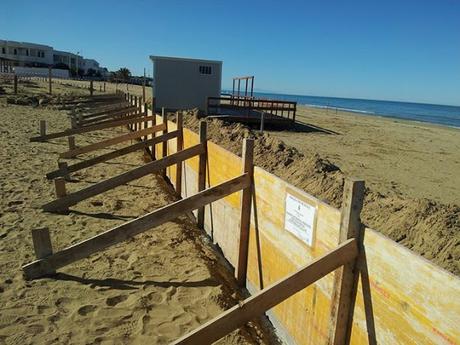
[{"left": 224, "top": 90, "right": 460, "bottom": 128}]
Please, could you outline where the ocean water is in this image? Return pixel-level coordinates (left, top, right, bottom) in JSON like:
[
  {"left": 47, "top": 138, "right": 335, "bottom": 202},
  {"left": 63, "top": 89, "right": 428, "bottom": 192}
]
[{"left": 225, "top": 91, "right": 460, "bottom": 128}]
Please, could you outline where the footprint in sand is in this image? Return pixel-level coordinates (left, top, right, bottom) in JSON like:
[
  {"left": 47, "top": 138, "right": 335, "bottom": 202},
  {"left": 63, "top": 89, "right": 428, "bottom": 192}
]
[
  {"left": 105, "top": 295, "right": 128, "bottom": 307},
  {"left": 77, "top": 304, "right": 97, "bottom": 316},
  {"left": 26, "top": 324, "right": 45, "bottom": 335},
  {"left": 36, "top": 305, "right": 50, "bottom": 315}
]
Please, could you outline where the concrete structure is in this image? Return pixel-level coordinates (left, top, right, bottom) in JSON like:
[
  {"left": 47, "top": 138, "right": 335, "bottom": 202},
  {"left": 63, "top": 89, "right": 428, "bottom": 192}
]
[
  {"left": 13, "top": 66, "right": 70, "bottom": 78},
  {"left": 150, "top": 55, "right": 222, "bottom": 111},
  {"left": 0, "top": 39, "right": 107, "bottom": 77}
]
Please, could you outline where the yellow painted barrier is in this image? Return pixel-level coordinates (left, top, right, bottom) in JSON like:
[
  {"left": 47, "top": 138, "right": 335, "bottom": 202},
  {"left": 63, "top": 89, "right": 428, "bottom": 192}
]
[{"left": 150, "top": 111, "right": 459, "bottom": 345}]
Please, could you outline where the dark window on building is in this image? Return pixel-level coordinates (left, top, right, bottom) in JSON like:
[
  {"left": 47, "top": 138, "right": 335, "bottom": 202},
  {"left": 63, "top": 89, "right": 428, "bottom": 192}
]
[
  {"left": 26, "top": 49, "right": 29, "bottom": 56},
  {"left": 14, "top": 48, "right": 17, "bottom": 55},
  {"left": 199, "top": 65, "right": 212, "bottom": 75},
  {"left": 1, "top": 47, "right": 5, "bottom": 54}
]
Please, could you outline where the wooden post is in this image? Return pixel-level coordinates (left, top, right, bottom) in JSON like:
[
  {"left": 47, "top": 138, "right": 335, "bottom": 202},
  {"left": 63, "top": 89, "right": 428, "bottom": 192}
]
[
  {"left": 31, "top": 228, "right": 54, "bottom": 275},
  {"left": 48, "top": 66, "right": 52, "bottom": 95},
  {"left": 13, "top": 74, "right": 18, "bottom": 94},
  {"left": 54, "top": 177, "right": 67, "bottom": 198},
  {"left": 196, "top": 121, "right": 207, "bottom": 229},
  {"left": 142, "top": 67, "right": 146, "bottom": 102},
  {"left": 260, "top": 112, "right": 265, "bottom": 133},
  {"left": 328, "top": 178, "right": 365, "bottom": 345},
  {"left": 53, "top": 177, "right": 68, "bottom": 213},
  {"left": 70, "top": 106, "right": 77, "bottom": 128},
  {"left": 39, "top": 120, "right": 46, "bottom": 136},
  {"left": 68, "top": 136, "right": 76, "bottom": 151},
  {"left": 143, "top": 103, "right": 148, "bottom": 141},
  {"left": 90, "top": 80, "right": 94, "bottom": 96},
  {"left": 161, "top": 108, "right": 168, "bottom": 177},
  {"left": 58, "top": 161, "right": 70, "bottom": 181},
  {"left": 151, "top": 98, "right": 156, "bottom": 160},
  {"left": 175, "top": 112, "right": 184, "bottom": 196},
  {"left": 103, "top": 82, "right": 106, "bottom": 92},
  {"left": 236, "top": 138, "right": 254, "bottom": 286},
  {"left": 134, "top": 96, "right": 138, "bottom": 131}
]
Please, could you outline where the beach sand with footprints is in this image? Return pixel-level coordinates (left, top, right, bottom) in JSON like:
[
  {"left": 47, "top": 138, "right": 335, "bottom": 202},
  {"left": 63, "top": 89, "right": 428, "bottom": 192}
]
[{"left": 0, "top": 89, "right": 275, "bottom": 344}]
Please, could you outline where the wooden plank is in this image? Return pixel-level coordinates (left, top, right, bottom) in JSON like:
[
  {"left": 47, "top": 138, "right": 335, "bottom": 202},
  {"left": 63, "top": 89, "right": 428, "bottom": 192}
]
[
  {"left": 59, "top": 124, "right": 164, "bottom": 159},
  {"left": 79, "top": 110, "right": 144, "bottom": 127},
  {"left": 78, "top": 108, "right": 140, "bottom": 126},
  {"left": 30, "top": 114, "right": 159, "bottom": 142},
  {"left": 196, "top": 121, "right": 207, "bottom": 228},
  {"left": 236, "top": 139, "right": 254, "bottom": 286},
  {"left": 60, "top": 97, "right": 123, "bottom": 105},
  {"left": 24, "top": 173, "right": 250, "bottom": 279},
  {"left": 328, "top": 178, "right": 365, "bottom": 345},
  {"left": 75, "top": 104, "right": 134, "bottom": 120},
  {"left": 172, "top": 239, "right": 358, "bottom": 345},
  {"left": 74, "top": 104, "right": 136, "bottom": 119},
  {"left": 175, "top": 112, "right": 184, "bottom": 195},
  {"left": 46, "top": 130, "right": 179, "bottom": 180},
  {"left": 44, "top": 143, "right": 205, "bottom": 212}
]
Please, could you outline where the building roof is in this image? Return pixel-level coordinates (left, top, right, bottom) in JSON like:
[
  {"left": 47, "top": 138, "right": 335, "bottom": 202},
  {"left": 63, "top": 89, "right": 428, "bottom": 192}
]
[
  {"left": 0, "top": 39, "right": 52, "bottom": 50},
  {"left": 150, "top": 55, "right": 222, "bottom": 65}
]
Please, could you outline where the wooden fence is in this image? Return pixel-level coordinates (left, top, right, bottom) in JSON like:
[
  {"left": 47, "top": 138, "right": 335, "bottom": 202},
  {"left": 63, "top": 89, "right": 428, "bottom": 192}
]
[
  {"left": 22, "top": 92, "right": 460, "bottom": 345},
  {"left": 157, "top": 113, "right": 460, "bottom": 345}
]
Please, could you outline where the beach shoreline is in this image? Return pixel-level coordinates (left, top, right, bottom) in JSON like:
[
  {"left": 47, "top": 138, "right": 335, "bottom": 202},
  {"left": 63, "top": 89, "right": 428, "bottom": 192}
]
[{"left": 298, "top": 103, "right": 460, "bottom": 130}]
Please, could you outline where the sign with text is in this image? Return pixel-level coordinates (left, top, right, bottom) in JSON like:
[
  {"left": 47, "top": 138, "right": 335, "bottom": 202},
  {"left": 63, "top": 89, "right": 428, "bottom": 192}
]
[{"left": 284, "top": 193, "right": 316, "bottom": 247}]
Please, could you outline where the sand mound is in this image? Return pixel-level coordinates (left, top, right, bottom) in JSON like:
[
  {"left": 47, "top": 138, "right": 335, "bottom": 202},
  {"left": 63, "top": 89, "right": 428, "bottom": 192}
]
[{"left": 183, "top": 110, "right": 460, "bottom": 276}]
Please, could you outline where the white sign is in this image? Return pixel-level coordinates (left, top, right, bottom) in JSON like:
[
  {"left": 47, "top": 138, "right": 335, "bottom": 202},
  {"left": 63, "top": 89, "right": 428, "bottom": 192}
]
[{"left": 284, "top": 193, "right": 316, "bottom": 246}]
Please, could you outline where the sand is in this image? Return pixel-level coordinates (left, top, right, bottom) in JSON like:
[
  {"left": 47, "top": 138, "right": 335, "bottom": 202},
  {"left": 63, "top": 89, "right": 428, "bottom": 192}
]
[
  {"left": 0, "top": 83, "right": 277, "bottom": 344},
  {"left": 181, "top": 110, "right": 460, "bottom": 276},
  {"left": 273, "top": 106, "right": 460, "bottom": 204}
]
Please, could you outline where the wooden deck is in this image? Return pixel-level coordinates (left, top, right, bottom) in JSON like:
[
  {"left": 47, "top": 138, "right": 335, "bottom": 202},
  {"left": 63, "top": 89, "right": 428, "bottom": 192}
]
[{"left": 206, "top": 96, "right": 297, "bottom": 126}]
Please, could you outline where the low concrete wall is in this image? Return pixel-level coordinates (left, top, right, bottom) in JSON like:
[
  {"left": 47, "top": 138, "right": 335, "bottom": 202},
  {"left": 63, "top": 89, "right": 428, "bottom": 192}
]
[
  {"left": 13, "top": 67, "right": 69, "bottom": 78},
  {"left": 148, "top": 111, "right": 460, "bottom": 345}
]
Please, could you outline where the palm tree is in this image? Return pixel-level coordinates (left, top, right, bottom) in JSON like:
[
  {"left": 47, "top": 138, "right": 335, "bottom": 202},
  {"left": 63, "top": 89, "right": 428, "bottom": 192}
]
[{"left": 116, "top": 68, "right": 131, "bottom": 82}]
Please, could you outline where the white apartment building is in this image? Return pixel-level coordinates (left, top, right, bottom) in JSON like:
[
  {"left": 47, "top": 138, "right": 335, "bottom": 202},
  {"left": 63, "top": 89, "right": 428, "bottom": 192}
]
[
  {"left": 0, "top": 39, "right": 107, "bottom": 77},
  {"left": 0, "top": 40, "right": 53, "bottom": 71}
]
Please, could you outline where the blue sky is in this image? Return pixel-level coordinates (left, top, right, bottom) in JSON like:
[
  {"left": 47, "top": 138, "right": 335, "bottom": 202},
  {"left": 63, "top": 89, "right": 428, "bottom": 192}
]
[{"left": 1, "top": 0, "right": 459, "bottom": 105}]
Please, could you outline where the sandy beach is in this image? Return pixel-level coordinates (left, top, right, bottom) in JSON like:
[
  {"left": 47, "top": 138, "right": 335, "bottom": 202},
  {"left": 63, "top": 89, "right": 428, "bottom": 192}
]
[
  {"left": 273, "top": 105, "right": 460, "bottom": 204},
  {"left": 0, "top": 81, "right": 275, "bottom": 344},
  {"left": 1, "top": 78, "right": 458, "bottom": 345}
]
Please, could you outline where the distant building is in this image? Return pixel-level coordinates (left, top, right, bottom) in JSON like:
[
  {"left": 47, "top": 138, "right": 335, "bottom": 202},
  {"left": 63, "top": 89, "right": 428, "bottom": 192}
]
[
  {"left": 0, "top": 39, "right": 107, "bottom": 77},
  {"left": 150, "top": 55, "right": 222, "bottom": 112}
]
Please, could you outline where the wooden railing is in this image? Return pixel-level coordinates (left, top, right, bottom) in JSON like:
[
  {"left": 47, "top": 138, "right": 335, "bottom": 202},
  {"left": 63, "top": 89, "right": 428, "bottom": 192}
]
[{"left": 207, "top": 95, "right": 297, "bottom": 122}]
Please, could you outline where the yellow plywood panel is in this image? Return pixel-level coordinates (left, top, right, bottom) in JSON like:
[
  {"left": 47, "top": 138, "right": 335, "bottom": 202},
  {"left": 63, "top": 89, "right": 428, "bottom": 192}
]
[
  {"left": 179, "top": 127, "right": 242, "bottom": 209},
  {"left": 152, "top": 118, "right": 460, "bottom": 345},
  {"left": 349, "top": 228, "right": 460, "bottom": 345},
  {"left": 247, "top": 225, "right": 334, "bottom": 344}
]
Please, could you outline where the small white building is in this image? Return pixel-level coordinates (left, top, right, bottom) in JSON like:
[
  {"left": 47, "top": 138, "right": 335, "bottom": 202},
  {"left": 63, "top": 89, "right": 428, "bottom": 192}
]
[{"left": 150, "top": 55, "right": 222, "bottom": 112}]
